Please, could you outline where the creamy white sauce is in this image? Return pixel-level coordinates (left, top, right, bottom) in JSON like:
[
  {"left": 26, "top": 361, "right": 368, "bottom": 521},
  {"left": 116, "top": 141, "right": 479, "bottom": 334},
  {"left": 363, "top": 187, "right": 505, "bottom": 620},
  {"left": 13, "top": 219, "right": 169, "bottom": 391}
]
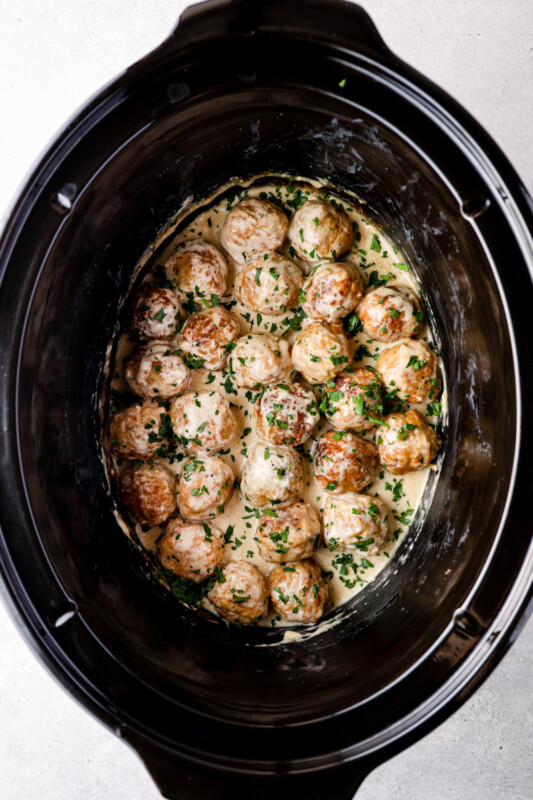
[{"left": 104, "top": 175, "right": 445, "bottom": 630}]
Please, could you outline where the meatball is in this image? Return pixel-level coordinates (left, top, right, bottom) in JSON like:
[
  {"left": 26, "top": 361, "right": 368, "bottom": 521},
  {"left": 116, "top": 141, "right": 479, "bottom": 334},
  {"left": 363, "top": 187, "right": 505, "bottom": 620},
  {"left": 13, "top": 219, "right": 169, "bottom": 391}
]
[
  {"left": 257, "top": 501, "right": 321, "bottom": 563},
  {"left": 240, "top": 444, "right": 305, "bottom": 507},
  {"left": 292, "top": 321, "right": 350, "bottom": 384},
  {"left": 108, "top": 399, "right": 168, "bottom": 461},
  {"left": 159, "top": 519, "right": 224, "bottom": 583},
  {"left": 178, "top": 455, "right": 234, "bottom": 520},
  {"left": 376, "top": 340, "right": 440, "bottom": 404},
  {"left": 323, "top": 493, "right": 389, "bottom": 555},
  {"left": 301, "top": 261, "right": 364, "bottom": 321},
  {"left": 232, "top": 333, "right": 292, "bottom": 389},
  {"left": 207, "top": 561, "right": 269, "bottom": 624},
  {"left": 358, "top": 285, "right": 423, "bottom": 342},
  {"left": 314, "top": 430, "right": 378, "bottom": 494},
  {"left": 233, "top": 252, "right": 303, "bottom": 315},
  {"left": 378, "top": 409, "right": 441, "bottom": 475},
  {"left": 164, "top": 239, "right": 228, "bottom": 301},
  {"left": 288, "top": 200, "right": 353, "bottom": 264},
  {"left": 178, "top": 306, "right": 240, "bottom": 370},
  {"left": 118, "top": 462, "right": 178, "bottom": 526},
  {"left": 130, "top": 285, "right": 182, "bottom": 341},
  {"left": 169, "top": 390, "right": 236, "bottom": 453},
  {"left": 124, "top": 342, "right": 189, "bottom": 400},
  {"left": 253, "top": 382, "right": 319, "bottom": 446},
  {"left": 268, "top": 559, "right": 328, "bottom": 624},
  {"left": 220, "top": 197, "right": 289, "bottom": 264},
  {"left": 323, "top": 369, "right": 383, "bottom": 432}
]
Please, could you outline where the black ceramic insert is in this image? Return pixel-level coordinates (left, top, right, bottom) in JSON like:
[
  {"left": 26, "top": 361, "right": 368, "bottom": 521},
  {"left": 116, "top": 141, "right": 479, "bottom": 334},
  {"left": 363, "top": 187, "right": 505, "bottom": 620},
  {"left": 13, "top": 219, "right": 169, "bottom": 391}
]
[{"left": 0, "top": 2, "right": 532, "bottom": 798}]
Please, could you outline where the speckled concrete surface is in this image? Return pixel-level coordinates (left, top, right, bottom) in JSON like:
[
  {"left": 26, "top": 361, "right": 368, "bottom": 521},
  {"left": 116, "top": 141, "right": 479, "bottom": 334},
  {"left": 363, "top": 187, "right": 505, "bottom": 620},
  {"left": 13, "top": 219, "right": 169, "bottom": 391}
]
[{"left": 0, "top": 2, "right": 531, "bottom": 798}]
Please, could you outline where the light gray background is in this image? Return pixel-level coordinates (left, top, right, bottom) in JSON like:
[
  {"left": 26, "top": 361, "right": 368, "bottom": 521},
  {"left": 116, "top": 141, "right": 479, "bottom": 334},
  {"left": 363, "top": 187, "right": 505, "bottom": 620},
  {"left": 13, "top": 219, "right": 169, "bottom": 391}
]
[{"left": 0, "top": 1, "right": 532, "bottom": 798}]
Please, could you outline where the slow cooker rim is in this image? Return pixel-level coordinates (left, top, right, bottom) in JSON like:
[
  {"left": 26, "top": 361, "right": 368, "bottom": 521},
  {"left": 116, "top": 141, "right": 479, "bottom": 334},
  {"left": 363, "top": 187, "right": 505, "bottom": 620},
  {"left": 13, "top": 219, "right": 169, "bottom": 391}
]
[{"left": 0, "top": 0, "right": 532, "bottom": 785}]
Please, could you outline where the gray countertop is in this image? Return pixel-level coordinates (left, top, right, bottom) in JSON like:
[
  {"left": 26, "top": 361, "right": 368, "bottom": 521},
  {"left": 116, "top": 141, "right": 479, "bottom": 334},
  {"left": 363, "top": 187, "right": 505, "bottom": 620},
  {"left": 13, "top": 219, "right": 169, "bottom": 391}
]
[{"left": 0, "top": 1, "right": 531, "bottom": 798}]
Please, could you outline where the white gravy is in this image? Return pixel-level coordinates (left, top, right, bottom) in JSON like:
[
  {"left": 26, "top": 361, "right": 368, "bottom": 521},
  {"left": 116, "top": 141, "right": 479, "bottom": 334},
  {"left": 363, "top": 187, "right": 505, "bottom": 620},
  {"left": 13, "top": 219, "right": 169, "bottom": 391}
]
[{"left": 104, "top": 175, "right": 444, "bottom": 629}]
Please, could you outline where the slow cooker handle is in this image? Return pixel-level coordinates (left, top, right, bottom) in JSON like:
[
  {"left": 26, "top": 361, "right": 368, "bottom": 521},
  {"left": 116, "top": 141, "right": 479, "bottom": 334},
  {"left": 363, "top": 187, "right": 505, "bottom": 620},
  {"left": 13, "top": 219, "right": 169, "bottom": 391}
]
[
  {"left": 133, "top": 738, "right": 376, "bottom": 800},
  {"left": 163, "top": 0, "right": 393, "bottom": 63}
]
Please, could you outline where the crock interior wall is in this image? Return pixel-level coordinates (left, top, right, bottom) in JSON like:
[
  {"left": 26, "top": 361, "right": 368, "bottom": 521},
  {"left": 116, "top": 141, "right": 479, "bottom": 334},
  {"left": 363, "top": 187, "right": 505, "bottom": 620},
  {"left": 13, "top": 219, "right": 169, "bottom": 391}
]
[{"left": 16, "top": 90, "right": 516, "bottom": 724}]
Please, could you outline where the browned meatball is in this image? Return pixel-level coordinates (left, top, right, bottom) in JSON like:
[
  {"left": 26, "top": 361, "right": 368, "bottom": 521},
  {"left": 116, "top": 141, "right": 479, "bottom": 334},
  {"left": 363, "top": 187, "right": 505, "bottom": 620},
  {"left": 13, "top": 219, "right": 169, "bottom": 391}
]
[
  {"left": 233, "top": 252, "right": 303, "bottom": 315},
  {"left": 124, "top": 342, "right": 189, "bottom": 400},
  {"left": 301, "top": 261, "right": 364, "bottom": 321},
  {"left": 130, "top": 286, "right": 182, "bottom": 341},
  {"left": 207, "top": 562, "right": 269, "bottom": 624},
  {"left": 159, "top": 519, "right": 224, "bottom": 583},
  {"left": 378, "top": 409, "right": 441, "bottom": 474},
  {"left": 358, "top": 285, "right": 423, "bottom": 342},
  {"left": 292, "top": 321, "right": 350, "bottom": 384},
  {"left": 323, "top": 493, "right": 389, "bottom": 555},
  {"left": 232, "top": 333, "right": 292, "bottom": 388},
  {"left": 178, "top": 455, "right": 234, "bottom": 520},
  {"left": 376, "top": 340, "right": 440, "bottom": 404},
  {"left": 253, "top": 382, "right": 320, "bottom": 446},
  {"left": 169, "top": 390, "right": 236, "bottom": 453},
  {"left": 108, "top": 399, "right": 168, "bottom": 461},
  {"left": 268, "top": 560, "right": 328, "bottom": 623},
  {"left": 164, "top": 239, "right": 228, "bottom": 301},
  {"left": 257, "top": 501, "right": 321, "bottom": 563},
  {"left": 288, "top": 200, "right": 353, "bottom": 264},
  {"left": 220, "top": 198, "right": 289, "bottom": 264},
  {"left": 178, "top": 306, "right": 240, "bottom": 370},
  {"left": 118, "top": 462, "right": 178, "bottom": 526},
  {"left": 322, "top": 369, "right": 383, "bottom": 431},
  {"left": 240, "top": 444, "right": 305, "bottom": 507},
  {"left": 314, "top": 430, "right": 378, "bottom": 494}
]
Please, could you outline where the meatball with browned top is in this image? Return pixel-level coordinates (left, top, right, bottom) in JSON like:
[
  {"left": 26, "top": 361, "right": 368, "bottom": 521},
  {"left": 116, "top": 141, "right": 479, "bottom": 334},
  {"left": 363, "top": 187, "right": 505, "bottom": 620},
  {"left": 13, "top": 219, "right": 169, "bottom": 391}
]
[
  {"left": 314, "top": 430, "right": 378, "bottom": 494},
  {"left": 130, "top": 286, "right": 182, "bottom": 341},
  {"left": 159, "top": 519, "right": 224, "bottom": 583},
  {"left": 377, "top": 340, "right": 440, "bottom": 404},
  {"left": 358, "top": 285, "right": 423, "bottom": 342},
  {"left": 178, "top": 306, "right": 240, "bottom": 370},
  {"left": 240, "top": 444, "right": 305, "bottom": 508},
  {"left": 301, "top": 261, "right": 364, "bottom": 321},
  {"left": 234, "top": 252, "right": 302, "bottom": 315},
  {"left": 169, "top": 390, "right": 236, "bottom": 453},
  {"left": 108, "top": 399, "right": 168, "bottom": 461},
  {"left": 220, "top": 198, "right": 289, "bottom": 264},
  {"left": 232, "top": 333, "right": 292, "bottom": 388},
  {"left": 323, "top": 493, "right": 389, "bottom": 555},
  {"left": 292, "top": 321, "right": 350, "bottom": 384},
  {"left": 164, "top": 239, "right": 228, "bottom": 302},
  {"left": 323, "top": 368, "right": 384, "bottom": 431},
  {"left": 288, "top": 200, "right": 353, "bottom": 265},
  {"left": 378, "top": 408, "right": 441, "bottom": 475},
  {"left": 124, "top": 342, "right": 189, "bottom": 400},
  {"left": 118, "top": 462, "right": 178, "bottom": 526},
  {"left": 208, "top": 562, "right": 269, "bottom": 624},
  {"left": 257, "top": 501, "right": 321, "bottom": 563},
  {"left": 268, "top": 559, "right": 328, "bottom": 623},
  {"left": 178, "top": 455, "right": 234, "bottom": 520},
  {"left": 253, "top": 382, "right": 319, "bottom": 446}
]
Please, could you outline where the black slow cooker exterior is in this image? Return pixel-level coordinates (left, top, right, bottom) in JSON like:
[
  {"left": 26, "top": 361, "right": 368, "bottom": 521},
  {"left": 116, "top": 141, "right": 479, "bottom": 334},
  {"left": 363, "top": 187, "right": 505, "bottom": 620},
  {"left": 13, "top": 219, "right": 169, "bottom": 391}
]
[{"left": 0, "top": 1, "right": 532, "bottom": 798}]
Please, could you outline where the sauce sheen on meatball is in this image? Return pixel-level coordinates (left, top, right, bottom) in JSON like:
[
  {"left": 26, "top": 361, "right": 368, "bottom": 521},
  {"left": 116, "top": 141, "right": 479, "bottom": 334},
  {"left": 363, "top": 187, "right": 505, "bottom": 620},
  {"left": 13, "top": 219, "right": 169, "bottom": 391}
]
[
  {"left": 268, "top": 559, "right": 328, "bottom": 623},
  {"left": 253, "top": 382, "right": 319, "bottom": 446},
  {"left": 124, "top": 342, "right": 189, "bottom": 400},
  {"left": 234, "top": 252, "right": 303, "bottom": 315},
  {"left": 220, "top": 198, "right": 289, "bottom": 264},
  {"left": 170, "top": 390, "right": 237, "bottom": 453},
  {"left": 314, "top": 429, "right": 379, "bottom": 494},
  {"left": 178, "top": 306, "right": 240, "bottom": 370},
  {"left": 288, "top": 200, "right": 353, "bottom": 265},
  {"left": 232, "top": 333, "right": 292, "bottom": 388}
]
